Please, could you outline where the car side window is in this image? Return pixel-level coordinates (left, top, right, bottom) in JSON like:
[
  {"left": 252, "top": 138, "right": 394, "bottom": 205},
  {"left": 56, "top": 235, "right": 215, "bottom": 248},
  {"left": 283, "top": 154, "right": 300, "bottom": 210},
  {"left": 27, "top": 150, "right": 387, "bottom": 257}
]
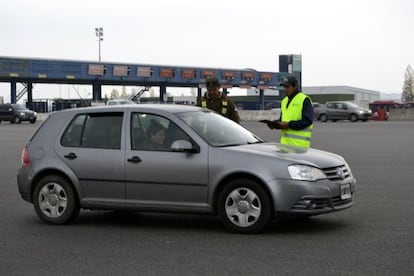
[
  {"left": 335, "top": 103, "right": 346, "bottom": 110},
  {"left": 61, "top": 112, "right": 123, "bottom": 149},
  {"left": 130, "top": 113, "right": 190, "bottom": 151}
]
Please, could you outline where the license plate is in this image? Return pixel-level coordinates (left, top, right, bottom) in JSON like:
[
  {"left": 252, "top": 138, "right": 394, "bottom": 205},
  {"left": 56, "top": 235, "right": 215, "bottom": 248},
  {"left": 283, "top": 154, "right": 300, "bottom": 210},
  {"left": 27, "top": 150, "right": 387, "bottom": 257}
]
[{"left": 340, "top": 184, "right": 352, "bottom": 200}]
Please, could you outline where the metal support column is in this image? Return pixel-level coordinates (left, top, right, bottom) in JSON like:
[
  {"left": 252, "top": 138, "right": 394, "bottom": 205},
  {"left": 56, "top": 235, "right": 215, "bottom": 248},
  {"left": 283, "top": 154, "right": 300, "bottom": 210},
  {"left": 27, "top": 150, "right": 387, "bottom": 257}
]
[
  {"left": 27, "top": 82, "right": 33, "bottom": 109},
  {"left": 10, "top": 80, "right": 17, "bottom": 104},
  {"left": 92, "top": 82, "right": 102, "bottom": 102},
  {"left": 259, "top": 89, "right": 265, "bottom": 110},
  {"left": 197, "top": 87, "right": 202, "bottom": 101},
  {"left": 159, "top": 85, "right": 167, "bottom": 103}
]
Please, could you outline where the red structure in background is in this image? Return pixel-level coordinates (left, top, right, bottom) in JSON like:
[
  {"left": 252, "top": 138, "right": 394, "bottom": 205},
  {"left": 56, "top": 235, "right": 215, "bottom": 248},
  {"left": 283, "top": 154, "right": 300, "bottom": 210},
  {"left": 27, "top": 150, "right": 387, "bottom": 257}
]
[{"left": 369, "top": 100, "right": 400, "bottom": 121}]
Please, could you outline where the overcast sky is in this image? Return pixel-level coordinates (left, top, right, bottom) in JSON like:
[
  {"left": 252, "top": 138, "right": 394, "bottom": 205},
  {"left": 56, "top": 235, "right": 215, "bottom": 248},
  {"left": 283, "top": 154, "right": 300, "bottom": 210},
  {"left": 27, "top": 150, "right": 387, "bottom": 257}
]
[{"left": 1, "top": 0, "right": 413, "bottom": 100}]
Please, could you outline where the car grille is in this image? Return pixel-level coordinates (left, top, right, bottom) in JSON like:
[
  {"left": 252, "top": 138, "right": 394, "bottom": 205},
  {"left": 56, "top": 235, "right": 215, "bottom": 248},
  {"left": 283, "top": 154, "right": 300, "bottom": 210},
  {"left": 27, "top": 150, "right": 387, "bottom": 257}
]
[
  {"left": 322, "top": 165, "right": 351, "bottom": 181},
  {"left": 332, "top": 195, "right": 352, "bottom": 206},
  {"left": 291, "top": 195, "right": 353, "bottom": 211}
]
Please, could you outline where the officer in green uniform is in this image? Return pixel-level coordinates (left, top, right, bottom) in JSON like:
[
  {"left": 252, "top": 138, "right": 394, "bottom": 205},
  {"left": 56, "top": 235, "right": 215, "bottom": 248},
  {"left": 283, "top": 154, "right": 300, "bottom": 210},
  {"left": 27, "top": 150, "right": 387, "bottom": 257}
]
[
  {"left": 196, "top": 77, "right": 240, "bottom": 123},
  {"left": 265, "top": 76, "right": 314, "bottom": 148}
]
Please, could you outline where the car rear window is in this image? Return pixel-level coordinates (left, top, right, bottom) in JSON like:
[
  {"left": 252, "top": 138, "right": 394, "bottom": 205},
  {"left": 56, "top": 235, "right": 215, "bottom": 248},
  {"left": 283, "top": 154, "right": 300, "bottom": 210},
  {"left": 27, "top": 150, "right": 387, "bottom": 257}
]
[{"left": 61, "top": 112, "right": 123, "bottom": 149}]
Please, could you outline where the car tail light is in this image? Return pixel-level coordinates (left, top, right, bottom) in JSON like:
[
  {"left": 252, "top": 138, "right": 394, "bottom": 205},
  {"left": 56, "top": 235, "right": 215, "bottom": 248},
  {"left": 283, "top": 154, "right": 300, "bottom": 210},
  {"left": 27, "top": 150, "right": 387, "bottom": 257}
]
[{"left": 21, "top": 146, "right": 31, "bottom": 166}]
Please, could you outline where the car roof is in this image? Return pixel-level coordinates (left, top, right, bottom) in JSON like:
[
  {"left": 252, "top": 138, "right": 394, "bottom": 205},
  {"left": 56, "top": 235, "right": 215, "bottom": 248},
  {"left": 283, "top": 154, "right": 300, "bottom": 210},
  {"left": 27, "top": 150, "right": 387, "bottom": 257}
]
[{"left": 51, "top": 104, "right": 203, "bottom": 116}]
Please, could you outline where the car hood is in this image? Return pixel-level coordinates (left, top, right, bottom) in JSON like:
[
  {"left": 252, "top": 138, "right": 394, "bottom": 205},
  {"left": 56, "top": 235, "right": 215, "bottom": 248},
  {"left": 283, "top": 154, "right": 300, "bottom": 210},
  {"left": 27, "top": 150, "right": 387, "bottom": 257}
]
[{"left": 228, "top": 142, "right": 346, "bottom": 168}]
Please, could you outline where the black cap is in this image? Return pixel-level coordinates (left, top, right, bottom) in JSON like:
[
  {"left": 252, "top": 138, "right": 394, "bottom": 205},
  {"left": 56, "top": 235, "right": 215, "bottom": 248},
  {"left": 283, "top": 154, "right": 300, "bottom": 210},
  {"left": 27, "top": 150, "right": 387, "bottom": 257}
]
[
  {"left": 279, "top": 76, "right": 298, "bottom": 87},
  {"left": 205, "top": 77, "right": 220, "bottom": 90}
]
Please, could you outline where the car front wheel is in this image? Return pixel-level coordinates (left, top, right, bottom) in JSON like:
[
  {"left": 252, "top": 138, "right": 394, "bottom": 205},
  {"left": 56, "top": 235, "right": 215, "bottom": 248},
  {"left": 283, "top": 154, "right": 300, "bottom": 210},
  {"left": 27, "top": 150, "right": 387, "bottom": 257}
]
[
  {"left": 14, "top": 116, "right": 21, "bottom": 124},
  {"left": 350, "top": 114, "right": 358, "bottom": 122},
  {"left": 218, "top": 179, "right": 272, "bottom": 234},
  {"left": 319, "top": 114, "right": 328, "bottom": 122},
  {"left": 33, "top": 175, "right": 80, "bottom": 224}
]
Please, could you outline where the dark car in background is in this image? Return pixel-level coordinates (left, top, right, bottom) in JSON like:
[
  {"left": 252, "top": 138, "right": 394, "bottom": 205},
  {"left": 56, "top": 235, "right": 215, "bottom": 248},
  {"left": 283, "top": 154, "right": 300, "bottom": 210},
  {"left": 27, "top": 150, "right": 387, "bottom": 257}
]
[
  {"left": 17, "top": 104, "right": 355, "bottom": 233},
  {"left": 315, "top": 101, "right": 372, "bottom": 122},
  {"left": 0, "top": 103, "right": 37, "bottom": 124}
]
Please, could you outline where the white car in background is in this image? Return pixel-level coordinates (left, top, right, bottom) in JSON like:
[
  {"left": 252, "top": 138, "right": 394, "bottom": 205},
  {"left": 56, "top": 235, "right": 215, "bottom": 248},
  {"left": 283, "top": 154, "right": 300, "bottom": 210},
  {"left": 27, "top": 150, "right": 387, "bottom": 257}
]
[{"left": 106, "top": 99, "right": 136, "bottom": 105}]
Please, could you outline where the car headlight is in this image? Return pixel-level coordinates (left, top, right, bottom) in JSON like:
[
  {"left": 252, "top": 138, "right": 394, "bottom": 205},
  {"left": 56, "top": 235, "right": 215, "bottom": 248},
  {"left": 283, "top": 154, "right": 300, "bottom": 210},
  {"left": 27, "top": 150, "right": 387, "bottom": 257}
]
[
  {"left": 20, "top": 112, "right": 25, "bottom": 116},
  {"left": 288, "top": 165, "right": 326, "bottom": 181}
]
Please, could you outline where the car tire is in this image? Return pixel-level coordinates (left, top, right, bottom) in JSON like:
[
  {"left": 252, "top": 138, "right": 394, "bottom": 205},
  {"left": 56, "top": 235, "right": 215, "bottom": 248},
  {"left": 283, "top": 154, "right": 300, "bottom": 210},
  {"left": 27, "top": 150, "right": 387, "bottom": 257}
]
[
  {"left": 14, "top": 116, "right": 21, "bottom": 124},
  {"left": 33, "top": 175, "right": 80, "bottom": 225},
  {"left": 350, "top": 114, "right": 358, "bottom": 122},
  {"left": 320, "top": 114, "right": 328, "bottom": 122},
  {"left": 218, "top": 179, "right": 272, "bottom": 234},
  {"left": 30, "top": 119, "right": 36, "bottom": 124}
]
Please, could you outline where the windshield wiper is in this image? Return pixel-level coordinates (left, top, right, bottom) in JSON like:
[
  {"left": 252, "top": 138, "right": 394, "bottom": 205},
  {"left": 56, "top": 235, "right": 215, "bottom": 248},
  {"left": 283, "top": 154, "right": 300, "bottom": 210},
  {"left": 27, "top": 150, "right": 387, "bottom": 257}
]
[
  {"left": 217, "top": 141, "right": 263, "bottom": 147},
  {"left": 216, "top": 143, "right": 244, "bottom": 147},
  {"left": 247, "top": 141, "right": 264, "bottom": 144}
]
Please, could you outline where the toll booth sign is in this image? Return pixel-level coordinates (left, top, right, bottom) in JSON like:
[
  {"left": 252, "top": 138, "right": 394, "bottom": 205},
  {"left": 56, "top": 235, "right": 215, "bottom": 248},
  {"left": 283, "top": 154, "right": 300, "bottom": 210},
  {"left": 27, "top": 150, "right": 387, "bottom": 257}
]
[
  {"left": 88, "top": 64, "right": 105, "bottom": 75},
  {"left": 182, "top": 69, "right": 196, "bottom": 79},
  {"left": 113, "top": 66, "right": 129, "bottom": 76},
  {"left": 137, "top": 67, "right": 152, "bottom": 77},
  {"left": 160, "top": 68, "right": 174, "bottom": 78}
]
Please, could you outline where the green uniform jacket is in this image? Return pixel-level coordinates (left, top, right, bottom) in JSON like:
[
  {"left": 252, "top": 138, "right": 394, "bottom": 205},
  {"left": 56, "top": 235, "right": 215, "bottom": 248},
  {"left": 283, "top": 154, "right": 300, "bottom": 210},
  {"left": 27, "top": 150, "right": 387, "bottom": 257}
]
[{"left": 196, "top": 93, "right": 240, "bottom": 123}]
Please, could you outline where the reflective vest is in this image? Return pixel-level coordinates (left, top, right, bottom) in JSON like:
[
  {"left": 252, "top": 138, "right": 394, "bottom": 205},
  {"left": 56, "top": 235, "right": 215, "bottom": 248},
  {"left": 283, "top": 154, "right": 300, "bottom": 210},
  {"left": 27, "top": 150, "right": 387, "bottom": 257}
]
[
  {"left": 201, "top": 97, "right": 228, "bottom": 116},
  {"left": 280, "top": 92, "right": 313, "bottom": 148}
]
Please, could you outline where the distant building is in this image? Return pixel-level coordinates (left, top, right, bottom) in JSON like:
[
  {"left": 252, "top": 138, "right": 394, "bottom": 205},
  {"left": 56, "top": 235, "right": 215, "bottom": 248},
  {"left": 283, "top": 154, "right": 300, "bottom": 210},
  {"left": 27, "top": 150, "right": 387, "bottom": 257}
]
[{"left": 302, "top": 86, "right": 380, "bottom": 108}]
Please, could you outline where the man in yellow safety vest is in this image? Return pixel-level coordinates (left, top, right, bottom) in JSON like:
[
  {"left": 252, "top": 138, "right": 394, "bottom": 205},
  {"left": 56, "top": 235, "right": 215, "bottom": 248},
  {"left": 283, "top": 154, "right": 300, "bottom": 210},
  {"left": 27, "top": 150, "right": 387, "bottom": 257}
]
[{"left": 264, "top": 76, "right": 314, "bottom": 148}]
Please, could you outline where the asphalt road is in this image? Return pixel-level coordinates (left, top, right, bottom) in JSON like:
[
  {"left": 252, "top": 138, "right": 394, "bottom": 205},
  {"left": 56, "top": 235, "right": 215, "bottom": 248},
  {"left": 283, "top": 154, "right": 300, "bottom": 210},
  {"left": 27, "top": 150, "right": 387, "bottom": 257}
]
[{"left": 0, "top": 120, "right": 413, "bottom": 276}]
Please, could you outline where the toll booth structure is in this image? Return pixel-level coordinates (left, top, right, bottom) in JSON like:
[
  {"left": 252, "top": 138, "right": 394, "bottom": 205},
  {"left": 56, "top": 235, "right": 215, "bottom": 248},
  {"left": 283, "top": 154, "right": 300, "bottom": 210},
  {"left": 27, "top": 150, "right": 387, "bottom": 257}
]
[{"left": 0, "top": 56, "right": 292, "bottom": 110}]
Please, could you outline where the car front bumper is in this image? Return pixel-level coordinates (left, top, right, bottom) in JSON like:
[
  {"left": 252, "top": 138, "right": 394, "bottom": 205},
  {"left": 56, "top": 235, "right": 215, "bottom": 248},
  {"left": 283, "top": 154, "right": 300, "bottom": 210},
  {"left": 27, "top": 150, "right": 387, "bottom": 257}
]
[{"left": 268, "top": 176, "right": 356, "bottom": 216}]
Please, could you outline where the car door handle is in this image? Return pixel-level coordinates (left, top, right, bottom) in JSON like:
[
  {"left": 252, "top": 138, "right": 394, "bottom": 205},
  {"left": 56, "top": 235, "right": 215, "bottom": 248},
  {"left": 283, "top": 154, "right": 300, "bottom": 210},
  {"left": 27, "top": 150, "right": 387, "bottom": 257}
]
[
  {"left": 64, "top": 152, "right": 77, "bottom": 160},
  {"left": 127, "top": 156, "right": 142, "bottom": 164}
]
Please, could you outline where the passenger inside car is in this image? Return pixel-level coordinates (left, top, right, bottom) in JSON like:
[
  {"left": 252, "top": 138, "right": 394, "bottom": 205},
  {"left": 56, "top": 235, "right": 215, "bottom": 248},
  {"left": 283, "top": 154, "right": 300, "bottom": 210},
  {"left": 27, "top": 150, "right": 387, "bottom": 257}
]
[{"left": 144, "top": 120, "right": 167, "bottom": 150}]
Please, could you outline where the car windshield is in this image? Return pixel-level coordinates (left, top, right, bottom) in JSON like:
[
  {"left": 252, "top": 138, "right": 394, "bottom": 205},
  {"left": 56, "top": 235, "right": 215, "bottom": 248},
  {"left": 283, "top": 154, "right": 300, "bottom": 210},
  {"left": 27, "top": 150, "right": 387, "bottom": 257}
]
[
  {"left": 177, "top": 110, "right": 263, "bottom": 147},
  {"left": 346, "top": 102, "right": 360, "bottom": 108}
]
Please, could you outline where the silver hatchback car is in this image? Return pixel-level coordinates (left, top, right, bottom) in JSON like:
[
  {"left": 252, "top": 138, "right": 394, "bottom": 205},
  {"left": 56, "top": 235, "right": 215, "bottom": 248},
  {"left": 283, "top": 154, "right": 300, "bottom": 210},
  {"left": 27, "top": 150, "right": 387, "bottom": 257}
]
[
  {"left": 17, "top": 104, "right": 356, "bottom": 233},
  {"left": 316, "top": 101, "right": 372, "bottom": 122}
]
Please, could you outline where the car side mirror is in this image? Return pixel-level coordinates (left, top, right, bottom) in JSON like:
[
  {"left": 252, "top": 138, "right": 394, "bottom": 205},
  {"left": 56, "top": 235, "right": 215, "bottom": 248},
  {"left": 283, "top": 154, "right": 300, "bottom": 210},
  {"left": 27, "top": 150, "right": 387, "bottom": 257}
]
[
  {"left": 8, "top": 108, "right": 13, "bottom": 112},
  {"left": 170, "top": 140, "right": 198, "bottom": 153}
]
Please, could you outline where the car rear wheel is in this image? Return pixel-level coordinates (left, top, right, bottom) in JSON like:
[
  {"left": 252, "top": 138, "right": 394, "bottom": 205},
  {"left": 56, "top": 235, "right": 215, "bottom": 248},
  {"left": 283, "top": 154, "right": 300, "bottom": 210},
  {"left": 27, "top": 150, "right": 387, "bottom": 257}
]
[
  {"left": 33, "top": 175, "right": 80, "bottom": 224},
  {"left": 218, "top": 179, "right": 272, "bottom": 234}
]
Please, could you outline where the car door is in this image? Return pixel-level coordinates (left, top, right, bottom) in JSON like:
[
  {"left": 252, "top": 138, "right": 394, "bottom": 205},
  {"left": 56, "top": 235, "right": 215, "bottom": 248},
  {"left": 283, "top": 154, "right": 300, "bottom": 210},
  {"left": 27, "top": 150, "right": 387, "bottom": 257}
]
[
  {"left": 55, "top": 112, "right": 126, "bottom": 203},
  {"left": 328, "top": 103, "right": 338, "bottom": 119},
  {"left": 336, "top": 103, "right": 348, "bottom": 120},
  {"left": 125, "top": 112, "right": 209, "bottom": 209}
]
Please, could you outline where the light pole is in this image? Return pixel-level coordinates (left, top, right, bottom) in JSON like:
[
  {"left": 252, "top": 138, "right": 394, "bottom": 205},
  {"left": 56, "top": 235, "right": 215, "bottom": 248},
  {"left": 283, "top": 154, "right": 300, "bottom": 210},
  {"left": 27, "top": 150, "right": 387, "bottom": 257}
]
[{"left": 95, "top": 27, "right": 103, "bottom": 62}]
